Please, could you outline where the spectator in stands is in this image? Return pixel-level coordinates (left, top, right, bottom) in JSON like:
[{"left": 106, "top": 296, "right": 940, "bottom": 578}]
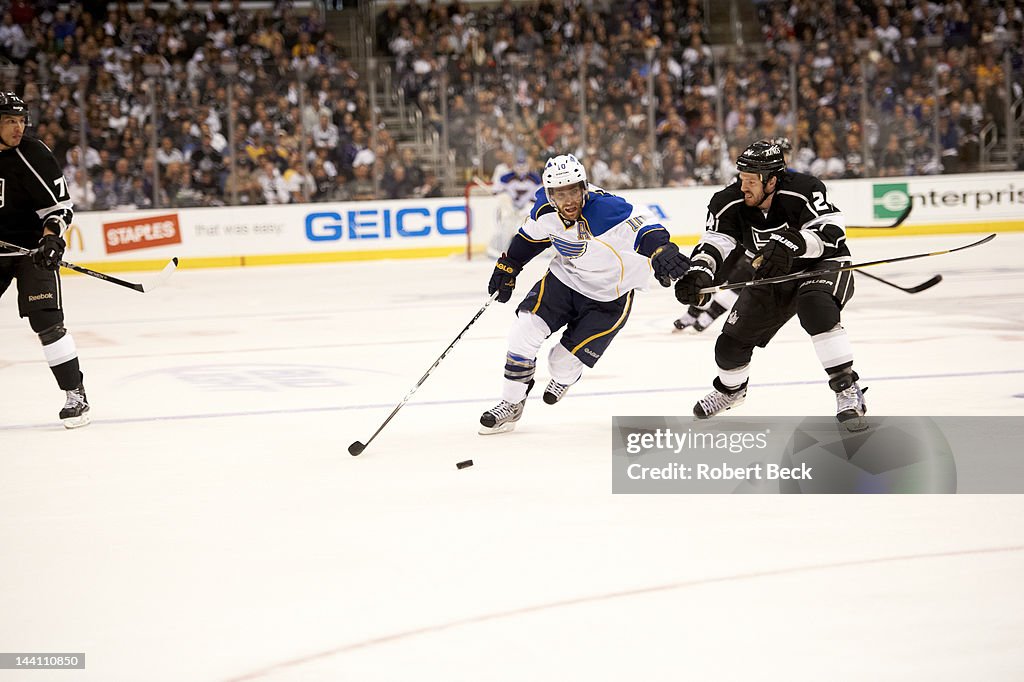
[
  {"left": 68, "top": 168, "right": 95, "bottom": 211},
  {"left": 256, "top": 157, "right": 290, "bottom": 204},
  {"left": 224, "top": 157, "right": 261, "bottom": 205},
  {"left": 878, "top": 134, "right": 908, "bottom": 177},
  {"left": 350, "top": 161, "right": 375, "bottom": 201},
  {"left": 156, "top": 136, "right": 185, "bottom": 168},
  {"left": 311, "top": 110, "right": 340, "bottom": 150},
  {"left": 809, "top": 139, "right": 845, "bottom": 179},
  {"left": 382, "top": 163, "right": 414, "bottom": 200}
]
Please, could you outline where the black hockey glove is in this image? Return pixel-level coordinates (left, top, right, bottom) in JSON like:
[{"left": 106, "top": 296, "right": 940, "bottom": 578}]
[
  {"left": 33, "top": 233, "right": 66, "bottom": 272},
  {"left": 675, "top": 263, "right": 714, "bottom": 307},
  {"left": 754, "top": 230, "right": 805, "bottom": 279},
  {"left": 650, "top": 242, "right": 690, "bottom": 287},
  {"left": 488, "top": 254, "right": 522, "bottom": 303}
]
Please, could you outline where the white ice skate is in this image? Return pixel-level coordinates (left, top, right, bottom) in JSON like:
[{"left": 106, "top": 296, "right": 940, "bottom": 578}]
[
  {"left": 479, "top": 381, "right": 534, "bottom": 435},
  {"left": 832, "top": 376, "right": 868, "bottom": 432}
]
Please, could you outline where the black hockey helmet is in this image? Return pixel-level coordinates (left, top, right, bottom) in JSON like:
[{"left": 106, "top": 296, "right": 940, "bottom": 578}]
[
  {"left": 736, "top": 139, "right": 787, "bottom": 177},
  {"left": 761, "top": 136, "right": 793, "bottom": 154},
  {"left": 0, "top": 91, "right": 28, "bottom": 119}
]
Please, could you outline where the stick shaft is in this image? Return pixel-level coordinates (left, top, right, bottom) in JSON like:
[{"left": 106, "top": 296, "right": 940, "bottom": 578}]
[
  {"left": 352, "top": 293, "right": 498, "bottom": 454},
  {"left": 0, "top": 238, "right": 145, "bottom": 291},
  {"left": 700, "top": 234, "right": 994, "bottom": 294}
]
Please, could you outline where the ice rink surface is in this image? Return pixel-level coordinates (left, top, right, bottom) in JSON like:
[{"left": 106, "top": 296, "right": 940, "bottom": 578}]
[{"left": 2, "top": 232, "right": 1023, "bottom": 681}]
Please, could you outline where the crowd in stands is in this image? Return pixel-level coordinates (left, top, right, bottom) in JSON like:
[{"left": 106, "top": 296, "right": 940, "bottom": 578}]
[
  {"left": 378, "top": 0, "right": 1023, "bottom": 188},
  {"left": 0, "top": 0, "right": 1020, "bottom": 212}
]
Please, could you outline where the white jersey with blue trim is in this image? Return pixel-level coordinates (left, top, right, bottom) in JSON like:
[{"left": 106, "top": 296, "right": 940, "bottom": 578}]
[
  {"left": 496, "top": 171, "right": 543, "bottom": 211},
  {"left": 518, "top": 185, "right": 666, "bottom": 302}
]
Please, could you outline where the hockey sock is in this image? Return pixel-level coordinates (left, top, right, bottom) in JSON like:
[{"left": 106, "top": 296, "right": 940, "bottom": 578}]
[
  {"left": 501, "top": 352, "right": 536, "bottom": 403},
  {"left": 38, "top": 324, "right": 83, "bottom": 390},
  {"left": 811, "top": 325, "right": 854, "bottom": 373},
  {"left": 717, "top": 363, "right": 749, "bottom": 391}
]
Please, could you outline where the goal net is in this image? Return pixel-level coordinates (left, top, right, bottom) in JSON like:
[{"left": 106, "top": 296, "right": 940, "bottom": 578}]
[{"left": 464, "top": 181, "right": 527, "bottom": 261}]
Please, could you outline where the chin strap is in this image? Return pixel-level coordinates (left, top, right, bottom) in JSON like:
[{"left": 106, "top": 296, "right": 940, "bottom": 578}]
[{"left": 756, "top": 173, "right": 777, "bottom": 208}]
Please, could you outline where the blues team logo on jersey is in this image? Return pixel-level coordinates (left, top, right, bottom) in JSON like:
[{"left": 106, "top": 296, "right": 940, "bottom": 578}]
[{"left": 551, "top": 235, "right": 587, "bottom": 259}]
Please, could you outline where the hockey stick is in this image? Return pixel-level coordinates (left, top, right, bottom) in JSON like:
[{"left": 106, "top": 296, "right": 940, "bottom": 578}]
[
  {"left": 848, "top": 203, "right": 913, "bottom": 229},
  {"left": 349, "top": 292, "right": 499, "bottom": 456},
  {"left": 856, "top": 269, "right": 942, "bottom": 294},
  {"left": 0, "top": 239, "right": 178, "bottom": 293},
  {"left": 700, "top": 233, "right": 995, "bottom": 294}
]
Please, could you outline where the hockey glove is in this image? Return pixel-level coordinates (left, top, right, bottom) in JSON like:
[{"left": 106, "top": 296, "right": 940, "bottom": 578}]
[
  {"left": 33, "top": 233, "right": 66, "bottom": 272},
  {"left": 754, "top": 230, "right": 805, "bottom": 279},
  {"left": 488, "top": 254, "right": 522, "bottom": 303},
  {"left": 675, "top": 263, "right": 714, "bottom": 307},
  {"left": 650, "top": 242, "right": 690, "bottom": 287}
]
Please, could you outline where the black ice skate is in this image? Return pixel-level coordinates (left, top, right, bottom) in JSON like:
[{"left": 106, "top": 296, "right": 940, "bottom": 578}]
[
  {"left": 542, "top": 378, "right": 577, "bottom": 404},
  {"left": 672, "top": 308, "right": 701, "bottom": 332},
  {"left": 60, "top": 382, "right": 91, "bottom": 429},
  {"left": 479, "top": 380, "right": 534, "bottom": 435},
  {"left": 830, "top": 372, "right": 868, "bottom": 432},
  {"left": 674, "top": 302, "right": 726, "bottom": 334},
  {"left": 693, "top": 378, "right": 747, "bottom": 419}
]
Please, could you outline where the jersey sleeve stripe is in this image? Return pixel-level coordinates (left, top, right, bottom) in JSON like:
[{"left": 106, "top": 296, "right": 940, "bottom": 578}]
[
  {"left": 516, "top": 227, "right": 551, "bottom": 243},
  {"left": 17, "top": 148, "right": 61, "bottom": 204},
  {"left": 712, "top": 198, "right": 744, "bottom": 226},
  {"left": 698, "top": 230, "right": 738, "bottom": 261}
]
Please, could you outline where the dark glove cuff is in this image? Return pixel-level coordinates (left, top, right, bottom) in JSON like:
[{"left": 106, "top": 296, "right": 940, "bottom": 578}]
[{"left": 42, "top": 217, "right": 66, "bottom": 235}]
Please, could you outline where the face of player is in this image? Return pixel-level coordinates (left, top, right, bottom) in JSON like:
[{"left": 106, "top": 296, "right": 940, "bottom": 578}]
[
  {"left": 738, "top": 171, "right": 777, "bottom": 208},
  {"left": 549, "top": 183, "right": 585, "bottom": 221},
  {"left": 0, "top": 114, "right": 26, "bottom": 149}
]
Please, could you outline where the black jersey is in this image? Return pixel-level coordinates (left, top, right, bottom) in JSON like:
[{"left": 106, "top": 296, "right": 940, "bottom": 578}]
[
  {"left": 0, "top": 137, "right": 75, "bottom": 252},
  {"left": 692, "top": 171, "right": 850, "bottom": 276}
]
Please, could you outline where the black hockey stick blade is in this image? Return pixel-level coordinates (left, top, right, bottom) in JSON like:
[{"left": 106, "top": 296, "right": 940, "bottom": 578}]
[
  {"left": 857, "top": 270, "right": 942, "bottom": 294},
  {"left": 848, "top": 203, "right": 913, "bottom": 229},
  {"left": 702, "top": 234, "right": 995, "bottom": 294},
  {"left": 348, "top": 441, "right": 366, "bottom": 456}
]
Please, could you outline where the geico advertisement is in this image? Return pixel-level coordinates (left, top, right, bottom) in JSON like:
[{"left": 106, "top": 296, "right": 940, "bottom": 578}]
[{"left": 305, "top": 204, "right": 466, "bottom": 243}]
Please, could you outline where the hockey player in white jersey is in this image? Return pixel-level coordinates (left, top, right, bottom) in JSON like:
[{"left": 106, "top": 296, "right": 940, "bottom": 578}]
[
  {"left": 495, "top": 158, "right": 543, "bottom": 212},
  {"left": 486, "top": 157, "right": 543, "bottom": 257},
  {"left": 479, "top": 153, "right": 691, "bottom": 434}
]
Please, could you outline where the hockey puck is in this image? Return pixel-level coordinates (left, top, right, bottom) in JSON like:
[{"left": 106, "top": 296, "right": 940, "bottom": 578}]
[{"left": 456, "top": 459, "right": 474, "bottom": 469}]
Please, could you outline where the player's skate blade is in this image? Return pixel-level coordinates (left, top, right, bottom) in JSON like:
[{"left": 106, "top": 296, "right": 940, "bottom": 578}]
[
  {"left": 479, "top": 399, "right": 526, "bottom": 435},
  {"left": 60, "top": 383, "right": 91, "bottom": 429}
]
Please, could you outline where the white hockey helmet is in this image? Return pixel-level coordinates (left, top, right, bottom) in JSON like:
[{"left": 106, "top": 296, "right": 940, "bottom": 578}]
[{"left": 542, "top": 153, "right": 587, "bottom": 192}]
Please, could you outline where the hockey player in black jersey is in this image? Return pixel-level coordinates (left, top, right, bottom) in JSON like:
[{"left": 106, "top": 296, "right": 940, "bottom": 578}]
[
  {"left": 675, "top": 140, "right": 867, "bottom": 431},
  {"left": 673, "top": 137, "right": 792, "bottom": 335},
  {"left": 0, "top": 92, "right": 90, "bottom": 428}
]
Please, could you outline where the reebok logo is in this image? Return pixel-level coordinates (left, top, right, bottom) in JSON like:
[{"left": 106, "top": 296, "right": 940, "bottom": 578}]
[
  {"left": 583, "top": 348, "right": 600, "bottom": 359},
  {"left": 727, "top": 310, "right": 739, "bottom": 326},
  {"left": 28, "top": 293, "right": 54, "bottom": 302}
]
